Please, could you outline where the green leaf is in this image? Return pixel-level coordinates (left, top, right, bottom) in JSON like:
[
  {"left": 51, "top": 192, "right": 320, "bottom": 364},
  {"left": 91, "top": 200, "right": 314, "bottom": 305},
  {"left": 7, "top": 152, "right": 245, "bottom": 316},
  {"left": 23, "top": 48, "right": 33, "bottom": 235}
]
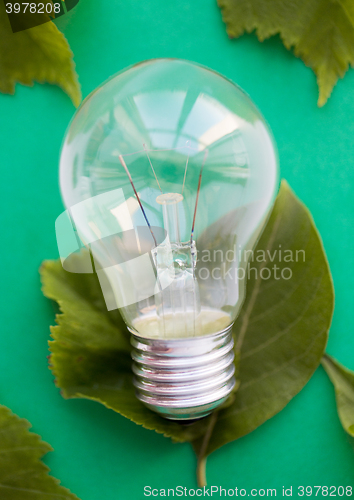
[
  {"left": 192, "top": 180, "right": 334, "bottom": 484},
  {"left": 218, "top": 0, "right": 354, "bottom": 106},
  {"left": 322, "top": 354, "right": 354, "bottom": 437},
  {"left": 0, "top": 1, "right": 81, "bottom": 106},
  {"left": 40, "top": 255, "right": 198, "bottom": 443},
  {"left": 0, "top": 404, "right": 79, "bottom": 499},
  {"left": 40, "top": 181, "right": 334, "bottom": 484}
]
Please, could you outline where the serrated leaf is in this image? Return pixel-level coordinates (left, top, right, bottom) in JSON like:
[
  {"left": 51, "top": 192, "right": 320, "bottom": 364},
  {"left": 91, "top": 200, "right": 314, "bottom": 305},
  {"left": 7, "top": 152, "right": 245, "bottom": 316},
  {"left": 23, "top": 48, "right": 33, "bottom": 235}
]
[
  {"left": 218, "top": 0, "right": 354, "bottom": 106},
  {"left": 192, "top": 180, "right": 334, "bottom": 485},
  {"left": 40, "top": 256, "right": 198, "bottom": 443},
  {"left": 41, "top": 181, "right": 334, "bottom": 484},
  {"left": 0, "top": 0, "right": 81, "bottom": 106},
  {"left": 322, "top": 354, "right": 354, "bottom": 437},
  {"left": 0, "top": 404, "right": 79, "bottom": 500}
]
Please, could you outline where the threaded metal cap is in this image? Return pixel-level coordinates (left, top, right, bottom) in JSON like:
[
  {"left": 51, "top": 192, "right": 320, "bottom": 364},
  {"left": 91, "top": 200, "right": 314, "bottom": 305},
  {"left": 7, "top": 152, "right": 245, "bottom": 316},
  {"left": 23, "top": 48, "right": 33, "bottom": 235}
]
[{"left": 130, "top": 325, "right": 236, "bottom": 420}]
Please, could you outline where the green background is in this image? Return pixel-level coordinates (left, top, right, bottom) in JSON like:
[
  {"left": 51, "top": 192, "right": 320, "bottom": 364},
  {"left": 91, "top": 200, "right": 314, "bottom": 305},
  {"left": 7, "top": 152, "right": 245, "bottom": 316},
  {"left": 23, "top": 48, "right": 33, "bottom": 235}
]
[{"left": 1, "top": 0, "right": 354, "bottom": 498}]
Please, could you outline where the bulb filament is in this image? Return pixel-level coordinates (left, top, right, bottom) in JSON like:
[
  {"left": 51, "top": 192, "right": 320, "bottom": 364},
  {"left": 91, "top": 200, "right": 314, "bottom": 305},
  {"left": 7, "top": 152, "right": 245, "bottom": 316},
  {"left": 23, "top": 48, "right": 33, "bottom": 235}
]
[{"left": 118, "top": 154, "right": 157, "bottom": 247}]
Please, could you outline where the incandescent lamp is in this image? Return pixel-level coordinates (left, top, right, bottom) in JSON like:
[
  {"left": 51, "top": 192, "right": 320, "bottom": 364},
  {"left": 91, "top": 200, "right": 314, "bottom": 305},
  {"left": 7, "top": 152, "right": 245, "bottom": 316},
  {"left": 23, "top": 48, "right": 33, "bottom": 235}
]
[{"left": 58, "top": 59, "right": 279, "bottom": 420}]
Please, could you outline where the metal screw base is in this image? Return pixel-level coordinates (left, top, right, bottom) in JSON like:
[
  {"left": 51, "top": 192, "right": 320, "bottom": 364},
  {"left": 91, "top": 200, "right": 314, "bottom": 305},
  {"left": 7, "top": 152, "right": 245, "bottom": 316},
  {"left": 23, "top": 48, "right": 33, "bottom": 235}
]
[{"left": 130, "top": 325, "right": 236, "bottom": 420}]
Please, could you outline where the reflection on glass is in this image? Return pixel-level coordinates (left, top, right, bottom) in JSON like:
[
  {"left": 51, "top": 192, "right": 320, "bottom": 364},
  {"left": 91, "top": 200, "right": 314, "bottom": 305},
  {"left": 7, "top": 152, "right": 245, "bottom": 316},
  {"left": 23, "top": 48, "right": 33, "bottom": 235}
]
[{"left": 59, "top": 59, "right": 279, "bottom": 341}]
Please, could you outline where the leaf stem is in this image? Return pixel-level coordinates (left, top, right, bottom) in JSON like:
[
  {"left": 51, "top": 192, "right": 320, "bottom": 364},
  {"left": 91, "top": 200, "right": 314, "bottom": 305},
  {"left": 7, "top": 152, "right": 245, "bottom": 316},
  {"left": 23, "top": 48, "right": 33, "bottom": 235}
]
[
  {"left": 197, "top": 456, "right": 207, "bottom": 488},
  {"left": 196, "top": 410, "right": 218, "bottom": 487}
]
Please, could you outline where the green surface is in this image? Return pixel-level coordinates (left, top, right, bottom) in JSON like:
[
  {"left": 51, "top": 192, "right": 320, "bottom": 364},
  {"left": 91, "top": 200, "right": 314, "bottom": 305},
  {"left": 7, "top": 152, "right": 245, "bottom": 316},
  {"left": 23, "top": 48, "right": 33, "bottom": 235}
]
[{"left": 0, "top": 0, "right": 354, "bottom": 498}]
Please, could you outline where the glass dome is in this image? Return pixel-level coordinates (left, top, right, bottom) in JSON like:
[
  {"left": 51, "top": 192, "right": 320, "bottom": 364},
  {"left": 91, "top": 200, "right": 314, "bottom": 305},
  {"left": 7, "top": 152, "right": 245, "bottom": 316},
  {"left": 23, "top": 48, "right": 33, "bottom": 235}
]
[{"left": 59, "top": 59, "right": 279, "bottom": 340}]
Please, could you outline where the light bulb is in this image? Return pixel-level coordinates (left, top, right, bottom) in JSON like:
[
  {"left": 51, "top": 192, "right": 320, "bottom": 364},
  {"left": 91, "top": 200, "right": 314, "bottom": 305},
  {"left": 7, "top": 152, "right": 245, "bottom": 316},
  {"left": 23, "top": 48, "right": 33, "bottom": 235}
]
[{"left": 58, "top": 59, "right": 279, "bottom": 420}]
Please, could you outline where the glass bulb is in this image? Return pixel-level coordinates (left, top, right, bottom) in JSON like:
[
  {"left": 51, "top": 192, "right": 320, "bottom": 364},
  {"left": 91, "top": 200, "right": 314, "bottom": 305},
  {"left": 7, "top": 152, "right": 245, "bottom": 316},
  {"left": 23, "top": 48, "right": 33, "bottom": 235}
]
[{"left": 58, "top": 59, "right": 279, "bottom": 420}]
